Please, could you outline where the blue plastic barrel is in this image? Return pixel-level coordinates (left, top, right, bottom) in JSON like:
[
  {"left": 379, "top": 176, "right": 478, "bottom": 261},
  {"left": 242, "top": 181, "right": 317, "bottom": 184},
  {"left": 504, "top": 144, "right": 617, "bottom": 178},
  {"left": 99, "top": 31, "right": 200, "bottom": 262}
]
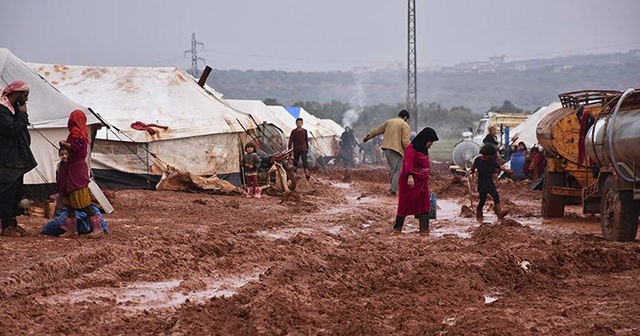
[{"left": 510, "top": 152, "right": 526, "bottom": 180}]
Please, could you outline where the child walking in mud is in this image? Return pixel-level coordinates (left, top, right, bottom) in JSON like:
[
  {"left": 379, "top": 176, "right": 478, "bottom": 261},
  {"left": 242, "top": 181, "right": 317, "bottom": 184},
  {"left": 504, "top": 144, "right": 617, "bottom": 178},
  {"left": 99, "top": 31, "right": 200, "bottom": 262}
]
[
  {"left": 468, "top": 144, "right": 513, "bottom": 223},
  {"left": 242, "top": 142, "right": 262, "bottom": 198}
]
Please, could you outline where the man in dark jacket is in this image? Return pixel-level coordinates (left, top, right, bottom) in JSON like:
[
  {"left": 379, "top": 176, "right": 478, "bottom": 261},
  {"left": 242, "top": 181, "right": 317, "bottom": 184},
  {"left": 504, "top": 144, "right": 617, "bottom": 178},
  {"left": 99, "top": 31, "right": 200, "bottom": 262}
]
[
  {"left": 338, "top": 126, "right": 358, "bottom": 167},
  {"left": 0, "top": 80, "right": 37, "bottom": 237}
]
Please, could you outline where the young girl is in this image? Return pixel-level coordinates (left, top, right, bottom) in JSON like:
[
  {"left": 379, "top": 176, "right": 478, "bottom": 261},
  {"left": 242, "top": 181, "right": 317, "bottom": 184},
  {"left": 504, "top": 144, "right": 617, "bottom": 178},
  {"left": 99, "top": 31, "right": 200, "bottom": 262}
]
[
  {"left": 57, "top": 110, "right": 104, "bottom": 237},
  {"left": 242, "top": 142, "right": 261, "bottom": 198},
  {"left": 468, "top": 144, "right": 513, "bottom": 223}
]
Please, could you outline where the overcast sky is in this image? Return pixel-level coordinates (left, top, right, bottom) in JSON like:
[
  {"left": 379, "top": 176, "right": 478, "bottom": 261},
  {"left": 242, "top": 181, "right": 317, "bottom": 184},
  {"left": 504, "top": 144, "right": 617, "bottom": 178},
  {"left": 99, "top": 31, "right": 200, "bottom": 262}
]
[{"left": 1, "top": 0, "right": 639, "bottom": 72}]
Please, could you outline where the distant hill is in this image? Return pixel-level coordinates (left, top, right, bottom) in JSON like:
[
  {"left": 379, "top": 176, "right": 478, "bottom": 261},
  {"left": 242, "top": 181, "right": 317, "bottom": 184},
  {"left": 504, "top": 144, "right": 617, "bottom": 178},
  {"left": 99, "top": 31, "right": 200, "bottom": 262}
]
[{"left": 207, "top": 51, "right": 640, "bottom": 114}]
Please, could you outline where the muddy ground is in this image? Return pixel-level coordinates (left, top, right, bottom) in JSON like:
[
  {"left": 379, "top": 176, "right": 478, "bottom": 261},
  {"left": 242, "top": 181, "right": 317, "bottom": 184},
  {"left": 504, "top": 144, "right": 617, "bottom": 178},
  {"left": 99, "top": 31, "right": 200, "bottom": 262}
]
[{"left": 1, "top": 163, "right": 640, "bottom": 335}]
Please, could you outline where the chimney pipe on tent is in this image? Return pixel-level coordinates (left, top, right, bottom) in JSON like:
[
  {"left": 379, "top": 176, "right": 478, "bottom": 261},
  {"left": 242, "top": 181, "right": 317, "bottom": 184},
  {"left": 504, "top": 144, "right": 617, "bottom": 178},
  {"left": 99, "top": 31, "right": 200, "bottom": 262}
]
[{"left": 197, "top": 66, "right": 212, "bottom": 87}]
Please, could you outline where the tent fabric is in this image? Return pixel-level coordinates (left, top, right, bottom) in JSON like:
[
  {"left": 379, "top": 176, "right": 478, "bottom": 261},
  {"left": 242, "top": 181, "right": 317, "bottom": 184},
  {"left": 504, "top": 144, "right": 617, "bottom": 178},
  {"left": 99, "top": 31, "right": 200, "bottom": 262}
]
[
  {"left": 0, "top": 48, "right": 101, "bottom": 188},
  {"left": 224, "top": 99, "right": 288, "bottom": 153},
  {"left": 30, "top": 64, "right": 255, "bottom": 142},
  {"left": 285, "top": 106, "right": 301, "bottom": 119},
  {"left": 510, "top": 102, "right": 562, "bottom": 149},
  {"left": 30, "top": 64, "right": 257, "bottom": 185},
  {"left": 283, "top": 106, "right": 341, "bottom": 159}
]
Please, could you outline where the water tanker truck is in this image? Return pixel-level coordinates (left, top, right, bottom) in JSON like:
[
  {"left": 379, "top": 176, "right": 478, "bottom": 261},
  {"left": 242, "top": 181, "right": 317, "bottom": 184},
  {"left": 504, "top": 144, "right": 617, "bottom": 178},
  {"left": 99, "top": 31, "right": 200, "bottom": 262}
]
[
  {"left": 537, "top": 88, "right": 640, "bottom": 241},
  {"left": 450, "top": 112, "right": 528, "bottom": 174}
]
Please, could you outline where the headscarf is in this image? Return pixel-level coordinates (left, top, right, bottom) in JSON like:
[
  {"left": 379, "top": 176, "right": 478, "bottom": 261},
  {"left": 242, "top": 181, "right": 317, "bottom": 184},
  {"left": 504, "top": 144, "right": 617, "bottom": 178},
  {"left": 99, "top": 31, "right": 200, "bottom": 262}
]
[
  {"left": 0, "top": 80, "right": 30, "bottom": 114},
  {"left": 67, "top": 109, "right": 89, "bottom": 141},
  {"left": 411, "top": 127, "right": 439, "bottom": 155}
]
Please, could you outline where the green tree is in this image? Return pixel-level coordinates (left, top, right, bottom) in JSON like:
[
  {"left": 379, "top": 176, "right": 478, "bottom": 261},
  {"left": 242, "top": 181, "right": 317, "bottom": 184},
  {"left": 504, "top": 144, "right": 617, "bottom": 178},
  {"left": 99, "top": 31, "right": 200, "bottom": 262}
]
[
  {"left": 488, "top": 100, "right": 527, "bottom": 114},
  {"left": 263, "top": 98, "right": 281, "bottom": 106}
]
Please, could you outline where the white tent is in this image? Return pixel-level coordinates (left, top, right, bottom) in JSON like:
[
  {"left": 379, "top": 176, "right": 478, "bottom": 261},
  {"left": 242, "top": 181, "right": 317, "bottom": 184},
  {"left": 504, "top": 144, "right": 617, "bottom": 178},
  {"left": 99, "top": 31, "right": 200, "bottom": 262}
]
[
  {"left": 30, "top": 64, "right": 256, "bottom": 188},
  {"left": 0, "top": 49, "right": 101, "bottom": 197},
  {"left": 284, "top": 106, "right": 340, "bottom": 160},
  {"left": 510, "top": 102, "right": 562, "bottom": 149},
  {"left": 224, "top": 99, "right": 288, "bottom": 154},
  {"left": 319, "top": 118, "right": 345, "bottom": 138}
]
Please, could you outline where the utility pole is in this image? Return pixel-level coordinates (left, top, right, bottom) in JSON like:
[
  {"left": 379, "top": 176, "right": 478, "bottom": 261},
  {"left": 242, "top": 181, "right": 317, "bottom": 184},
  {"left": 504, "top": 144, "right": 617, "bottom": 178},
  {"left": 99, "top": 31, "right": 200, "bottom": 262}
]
[
  {"left": 406, "top": 0, "right": 418, "bottom": 129},
  {"left": 185, "top": 33, "right": 205, "bottom": 77}
]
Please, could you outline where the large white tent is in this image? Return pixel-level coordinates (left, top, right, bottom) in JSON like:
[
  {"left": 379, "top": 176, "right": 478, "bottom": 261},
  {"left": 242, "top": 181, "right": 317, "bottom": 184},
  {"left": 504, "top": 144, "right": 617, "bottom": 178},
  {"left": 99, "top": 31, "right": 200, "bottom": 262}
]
[
  {"left": 510, "top": 102, "right": 562, "bottom": 149},
  {"left": 0, "top": 49, "right": 102, "bottom": 197},
  {"left": 30, "top": 64, "right": 256, "bottom": 188},
  {"left": 284, "top": 106, "right": 341, "bottom": 161},
  {"left": 224, "top": 99, "right": 288, "bottom": 154}
]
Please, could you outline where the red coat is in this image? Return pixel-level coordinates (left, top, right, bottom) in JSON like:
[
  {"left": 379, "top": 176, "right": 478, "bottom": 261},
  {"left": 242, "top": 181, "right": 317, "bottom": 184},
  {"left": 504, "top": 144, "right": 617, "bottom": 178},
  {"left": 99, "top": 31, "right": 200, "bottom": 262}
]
[{"left": 397, "top": 144, "right": 431, "bottom": 217}]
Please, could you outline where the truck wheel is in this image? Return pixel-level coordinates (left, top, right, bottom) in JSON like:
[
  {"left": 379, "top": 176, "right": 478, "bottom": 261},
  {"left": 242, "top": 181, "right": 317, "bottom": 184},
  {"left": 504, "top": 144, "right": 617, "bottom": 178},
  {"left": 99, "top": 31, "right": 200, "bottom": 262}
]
[
  {"left": 542, "top": 171, "right": 565, "bottom": 218},
  {"left": 601, "top": 176, "right": 639, "bottom": 242}
]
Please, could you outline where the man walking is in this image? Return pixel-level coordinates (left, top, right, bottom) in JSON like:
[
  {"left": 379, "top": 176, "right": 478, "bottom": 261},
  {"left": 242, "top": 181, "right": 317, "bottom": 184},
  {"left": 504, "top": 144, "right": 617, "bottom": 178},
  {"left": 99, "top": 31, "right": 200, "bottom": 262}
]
[
  {"left": 288, "top": 118, "right": 310, "bottom": 179},
  {"left": 0, "top": 80, "right": 37, "bottom": 237},
  {"left": 362, "top": 110, "right": 411, "bottom": 195}
]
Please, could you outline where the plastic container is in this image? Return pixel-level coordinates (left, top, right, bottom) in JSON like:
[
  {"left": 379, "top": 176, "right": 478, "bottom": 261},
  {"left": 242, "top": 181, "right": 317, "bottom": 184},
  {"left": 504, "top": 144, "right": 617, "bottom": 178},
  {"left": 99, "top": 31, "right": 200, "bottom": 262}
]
[{"left": 510, "top": 152, "right": 526, "bottom": 180}]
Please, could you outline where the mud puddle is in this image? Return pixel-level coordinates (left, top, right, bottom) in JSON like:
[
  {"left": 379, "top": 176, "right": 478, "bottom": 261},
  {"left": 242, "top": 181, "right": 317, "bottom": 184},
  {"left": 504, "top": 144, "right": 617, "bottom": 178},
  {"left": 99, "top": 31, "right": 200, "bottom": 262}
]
[{"left": 41, "top": 271, "right": 263, "bottom": 312}]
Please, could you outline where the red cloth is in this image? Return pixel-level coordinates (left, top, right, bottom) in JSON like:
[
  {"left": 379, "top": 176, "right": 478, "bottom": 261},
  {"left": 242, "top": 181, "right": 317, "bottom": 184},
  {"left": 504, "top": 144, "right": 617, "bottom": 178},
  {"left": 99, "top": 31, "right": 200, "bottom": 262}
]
[
  {"left": 58, "top": 110, "right": 91, "bottom": 195},
  {"left": 67, "top": 110, "right": 88, "bottom": 142},
  {"left": 531, "top": 152, "right": 544, "bottom": 173},
  {"left": 396, "top": 144, "right": 431, "bottom": 217},
  {"left": 131, "top": 121, "right": 169, "bottom": 135}
]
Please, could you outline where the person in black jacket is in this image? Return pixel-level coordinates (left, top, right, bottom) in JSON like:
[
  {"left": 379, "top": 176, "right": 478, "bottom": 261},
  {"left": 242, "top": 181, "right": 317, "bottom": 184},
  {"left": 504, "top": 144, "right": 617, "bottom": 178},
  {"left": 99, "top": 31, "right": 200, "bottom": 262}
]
[
  {"left": 338, "top": 126, "right": 358, "bottom": 167},
  {"left": 0, "top": 80, "right": 37, "bottom": 237}
]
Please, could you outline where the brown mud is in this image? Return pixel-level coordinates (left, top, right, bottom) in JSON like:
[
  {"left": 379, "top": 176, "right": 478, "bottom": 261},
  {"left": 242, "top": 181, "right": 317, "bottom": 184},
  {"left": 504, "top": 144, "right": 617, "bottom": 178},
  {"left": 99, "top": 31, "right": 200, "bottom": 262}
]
[{"left": 1, "top": 163, "right": 639, "bottom": 335}]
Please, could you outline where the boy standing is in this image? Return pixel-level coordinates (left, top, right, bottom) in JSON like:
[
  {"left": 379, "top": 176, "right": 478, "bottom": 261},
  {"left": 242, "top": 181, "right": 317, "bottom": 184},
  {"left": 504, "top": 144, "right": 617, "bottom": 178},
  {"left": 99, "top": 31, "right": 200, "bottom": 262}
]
[{"left": 289, "top": 118, "right": 310, "bottom": 179}]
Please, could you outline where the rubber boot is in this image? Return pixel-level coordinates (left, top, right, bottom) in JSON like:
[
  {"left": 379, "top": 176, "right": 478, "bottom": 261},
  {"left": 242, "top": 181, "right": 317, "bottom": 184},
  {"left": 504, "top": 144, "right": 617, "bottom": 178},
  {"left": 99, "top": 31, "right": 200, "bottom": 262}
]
[
  {"left": 254, "top": 186, "right": 262, "bottom": 198},
  {"left": 494, "top": 204, "right": 508, "bottom": 219},
  {"left": 87, "top": 215, "right": 104, "bottom": 238},
  {"left": 304, "top": 169, "right": 310, "bottom": 180},
  {"left": 1, "top": 218, "right": 26, "bottom": 237},
  {"left": 476, "top": 207, "right": 484, "bottom": 223},
  {"left": 392, "top": 216, "right": 404, "bottom": 234},
  {"left": 59, "top": 216, "right": 77, "bottom": 238},
  {"left": 246, "top": 187, "right": 254, "bottom": 197},
  {"left": 418, "top": 215, "right": 430, "bottom": 236}
]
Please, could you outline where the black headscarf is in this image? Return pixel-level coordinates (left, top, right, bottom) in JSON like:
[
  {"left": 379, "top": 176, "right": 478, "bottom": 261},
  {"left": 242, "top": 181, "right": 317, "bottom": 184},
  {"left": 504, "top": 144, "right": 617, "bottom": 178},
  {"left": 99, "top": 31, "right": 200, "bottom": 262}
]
[{"left": 411, "top": 127, "right": 439, "bottom": 155}]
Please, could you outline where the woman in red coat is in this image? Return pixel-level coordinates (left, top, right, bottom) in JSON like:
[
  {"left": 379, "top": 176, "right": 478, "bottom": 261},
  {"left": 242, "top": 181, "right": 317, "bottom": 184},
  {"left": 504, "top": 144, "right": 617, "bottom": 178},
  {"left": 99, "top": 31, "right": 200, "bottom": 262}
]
[{"left": 393, "top": 127, "right": 439, "bottom": 235}]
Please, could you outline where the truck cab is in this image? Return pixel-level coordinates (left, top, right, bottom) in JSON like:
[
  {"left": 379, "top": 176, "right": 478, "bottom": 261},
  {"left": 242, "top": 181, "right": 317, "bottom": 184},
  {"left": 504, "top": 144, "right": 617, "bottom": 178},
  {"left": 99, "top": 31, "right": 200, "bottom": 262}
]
[{"left": 473, "top": 112, "right": 529, "bottom": 148}]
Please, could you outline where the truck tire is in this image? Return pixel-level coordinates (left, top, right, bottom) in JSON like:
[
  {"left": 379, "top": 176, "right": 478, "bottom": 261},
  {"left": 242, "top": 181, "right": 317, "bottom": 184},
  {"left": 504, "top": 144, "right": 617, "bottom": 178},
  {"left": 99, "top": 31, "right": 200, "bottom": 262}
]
[
  {"left": 600, "top": 175, "right": 639, "bottom": 242},
  {"left": 542, "top": 171, "right": 565, "bottom": 218}
]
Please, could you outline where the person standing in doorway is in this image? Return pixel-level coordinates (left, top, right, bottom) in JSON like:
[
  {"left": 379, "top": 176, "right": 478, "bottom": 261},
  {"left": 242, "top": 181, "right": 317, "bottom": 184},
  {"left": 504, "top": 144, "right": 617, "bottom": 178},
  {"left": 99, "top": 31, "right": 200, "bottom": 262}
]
[
  {"left": 362, "top": 110, "right": 411, "bottom": 195},
  {"left": 0, "top": 80, "right": 37, "bottom": 237},
  {"left": 288, "top": 118, "right": 310, "bottom": 179}
]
